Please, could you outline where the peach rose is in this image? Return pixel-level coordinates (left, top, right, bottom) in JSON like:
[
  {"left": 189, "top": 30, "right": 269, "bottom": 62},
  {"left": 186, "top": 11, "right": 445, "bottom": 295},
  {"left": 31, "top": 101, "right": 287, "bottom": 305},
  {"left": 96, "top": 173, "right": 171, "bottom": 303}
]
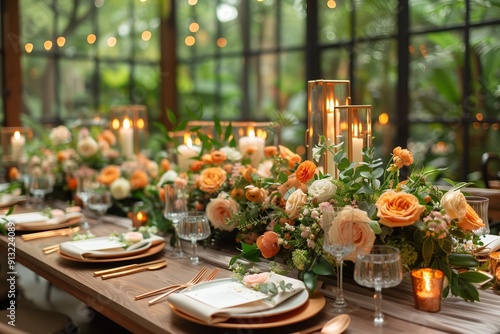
[
  {"left": 124, "top": 231, "right": 144, "bottom": 244},
  {"left": 347, "top": 209, "right": 376, "bottom": 262},
  {"left": 97, "top": 165, "right": 121, "bottom": 186},
  {"left": 189, "top": 160, "right": 204, "bottom": 173},
  {"left": 256, "top": 231, "right": 280, "bottom": 258},
  {"left": 440, "top": 189, "right": 467, "bottom": 219},
  {"left": 457, "top": 204, "right": 485, "bottom": 232},
  {"left": 77, "top": 136, "right": 99, "bottom": 158},
  {"left": 129, "top": 170, "right": 149, "bottom": 190},
  {"left": 264, "top": 146, "right": 278, "bottom": 157},
  {"left": 109, "top": 177, "right": 131, "bottom": 200},
  {"left": 375, "top": 190, "right": 426, "bottom": 227},
  {"left": 288, "top": 154, "right": 302, "bottom": 169},
  {"left": 295, "top": 160, "right": 317, "bottom": 184},
  {"left": 99, "top": 129, "right": 116, "bottom": 146},
  {"left": 277, "top": 173, "right": 308, "bottom": 197},
  {"left": 285, "top": 188, "right": 308, "bottom": 220},
  {"left": 198, "top": 167, "right": 227, "bottom": 194},
  {"left": 245, "top": 185, "right": 267, "bottom": 203},
  {"left": 279, "top": 145, "right": 295, "bottom": 160},
  {"left": 160, "top": 158, "right": 171, "bottom": 172},
  {"left": 205, "top": 192, "right": 239, "bottom": 231},
  {"left": 242, "top": 272, "right": 270, "bottom": 289}
]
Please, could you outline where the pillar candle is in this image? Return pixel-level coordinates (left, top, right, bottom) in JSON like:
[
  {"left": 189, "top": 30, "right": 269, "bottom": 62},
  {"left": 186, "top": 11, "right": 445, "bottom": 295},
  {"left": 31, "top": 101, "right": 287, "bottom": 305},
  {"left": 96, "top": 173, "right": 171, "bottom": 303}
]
[
  {"left": 177, "top": 143, "right": 201, "bottom": 172},
  {"left": 120, "top": 118, "right": 134, "bottom": 160},
  {"left": 238, "top": 130, "right": 265, "bottom": 167},
  {"left": 11, "top": 131, "right": 26, "bottom": 162}
]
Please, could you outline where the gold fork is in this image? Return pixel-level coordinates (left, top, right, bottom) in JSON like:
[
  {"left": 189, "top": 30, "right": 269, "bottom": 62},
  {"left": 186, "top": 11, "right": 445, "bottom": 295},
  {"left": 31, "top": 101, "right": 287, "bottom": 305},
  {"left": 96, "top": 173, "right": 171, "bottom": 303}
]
[
  {"left": 22, "top": 226, "right": 80, "bottom": 241},
  {"left": 148, "top": 267, "right": 220, "bottom": 305},
  {"left": 134, "top": 267, "right": 208, "bottom": 301}
]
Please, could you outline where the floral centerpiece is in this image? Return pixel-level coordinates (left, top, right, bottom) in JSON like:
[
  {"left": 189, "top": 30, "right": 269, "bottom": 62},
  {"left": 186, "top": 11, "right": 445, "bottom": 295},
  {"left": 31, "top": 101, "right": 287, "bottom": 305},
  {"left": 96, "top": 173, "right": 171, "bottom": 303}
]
[{"left": 229, "top": 138, "right": 492, "bottom": 302}]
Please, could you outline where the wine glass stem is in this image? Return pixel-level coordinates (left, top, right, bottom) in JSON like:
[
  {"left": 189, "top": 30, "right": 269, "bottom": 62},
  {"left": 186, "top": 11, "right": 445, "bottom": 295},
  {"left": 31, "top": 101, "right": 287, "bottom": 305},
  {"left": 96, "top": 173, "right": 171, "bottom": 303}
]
[
  {"left": 173, "top": 224, "right": 183, "bottom": 255},
  {"left": 373, "top": 287, "right": 384, "bottom": 325},
  {"left": 191, "top": 237, "right": 198, "bottom": 263},
  {"left": 334, "top": 256, "right": 347, "bottom": 308}
]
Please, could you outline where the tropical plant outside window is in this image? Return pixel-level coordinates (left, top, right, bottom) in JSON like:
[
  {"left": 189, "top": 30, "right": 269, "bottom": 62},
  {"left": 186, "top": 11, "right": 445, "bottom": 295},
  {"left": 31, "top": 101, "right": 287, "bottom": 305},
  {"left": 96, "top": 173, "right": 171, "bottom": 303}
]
[{"left": 8, "top": 0, "right": 500, "bottom": 184}]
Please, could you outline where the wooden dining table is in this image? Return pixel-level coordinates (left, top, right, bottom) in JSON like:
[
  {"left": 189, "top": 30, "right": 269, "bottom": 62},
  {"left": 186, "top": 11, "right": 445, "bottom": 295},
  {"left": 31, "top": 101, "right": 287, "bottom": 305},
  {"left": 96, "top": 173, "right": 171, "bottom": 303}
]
[{"left": 1, "top": 209, "right": 499, "bottom": 334}]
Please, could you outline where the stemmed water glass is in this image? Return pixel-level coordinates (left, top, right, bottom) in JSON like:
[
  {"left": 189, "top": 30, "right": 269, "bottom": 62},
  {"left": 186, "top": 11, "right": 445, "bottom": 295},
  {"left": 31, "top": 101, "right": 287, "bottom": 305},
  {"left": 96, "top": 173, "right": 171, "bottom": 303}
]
[
  {"left": 164, "top": 184, "right": 188, "bottom": 258},
  {"left": 87, "top": 189, "right": 112, "bottom": 224},
  {"left": 354, "top": 245, "right": 403, "bottom": 326},
  {"left": 75, "top": 168, "right": 96, "bottom": 230},
  {"left": 29, "top": 175, "right": 54, "bottom": 209},
  {"left": 322, "top": 205, "right": 358, "bottom": 313},
  {"left": 178, "top": 211, "right": 211, "bottom": 264}
]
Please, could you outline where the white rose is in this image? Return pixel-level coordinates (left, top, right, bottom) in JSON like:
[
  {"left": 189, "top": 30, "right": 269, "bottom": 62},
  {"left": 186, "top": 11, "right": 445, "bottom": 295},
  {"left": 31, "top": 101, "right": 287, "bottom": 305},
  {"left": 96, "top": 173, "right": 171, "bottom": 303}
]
[
  {"left": 49, "top": 125, "right": 71, "bottom": 145},
  {"left": 109, "top": 177, "right": 131, "bottom": 200},
  {"left": 440, "top": 189, "right": 467, "bottom": 219},
  {"left": 156, "top": 170, "right": 179, "bottom": 187},
  {"left": 220, "top": 146, "right": 242, "bottom": 162},
  {"left": 257, "top": 160, "right": 274, "bottom": 178},
  {"left": 77, "top": 136, "right": 99, "bottom": 158},
  {"left": 308, "top": 178, "right": 336, "bottom": 203},
  {"left": 147, "top": 161, "right": 159, "bottom": 178},
  {"left": 285, "top": 188, "right": 308, "bottom": 220}
]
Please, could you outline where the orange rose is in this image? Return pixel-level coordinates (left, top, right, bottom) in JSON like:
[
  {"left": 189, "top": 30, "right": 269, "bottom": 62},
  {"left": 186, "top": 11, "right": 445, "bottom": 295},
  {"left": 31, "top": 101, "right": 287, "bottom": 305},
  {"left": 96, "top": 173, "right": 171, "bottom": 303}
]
[
  {"left": 288, "top": 154, "right": 302, "bottom": 169},
  {"left": 66, "top": 176, "right": 78, "bottom": 191},
  {"left": 240, "top": 165, "right": 256, "bottom": 183},
  {"left": 295, "top": 160, "right": 317, "bottom": 183},
  {"left": 211, "top": 150, "right": 226, "bottom": 164},
  {"left": 277, "top": 173, "right": 308, "bottom": 197},
  {"left": 279, "top": 145, "right": 295, "bottom": 160},
  {"left": 256, "top": 231, "right": 280, "bottom": 258},
  {"left": 265, "top": 146, "right": 278, "bottom": 157},
  {"left": 129, "top": 170, "right": 149, "bottom": 190},
  {"left": 198, "top": 167, "right": 227, "bottom": 194},
  {"left": 245, "top": 186, "right": 267, "bottom": 203},
  {"left": 392, "top": 146, "right": 413, "bottom": 169},
  {"left": 223, "top": 163, "right": 234, "bottom": 174},
  {"left": 97, "top": 165, "right": 121, "bottom": 186},
  {"left": 201, "top": 154, "right": 213, "bottom": 164},
  {"left": 189, "top": 160, "right": 204, "bottom": 172},
  {"left": 160, "top": 158, "right": 171, "bottom": 172},
  {"left": 8, "top": 167, "right": 20, "bottom": 181},
  {"left": 99, "top": 129, "right": 117, "bottom": 146},
  {"left": 375, "top": 190, "right": 426, "bottom": 227},
  {"left": 457, "top": 204, "right": 485, "bottom": 232},
  {"left": 231, "top": 187, "right": 245, "bottom": 201}
]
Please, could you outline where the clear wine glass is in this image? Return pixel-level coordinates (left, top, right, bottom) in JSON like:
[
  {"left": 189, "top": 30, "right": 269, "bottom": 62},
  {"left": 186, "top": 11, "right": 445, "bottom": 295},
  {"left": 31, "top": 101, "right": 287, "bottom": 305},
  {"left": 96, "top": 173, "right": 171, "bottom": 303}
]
[
  {"left": 164, "top": 184, "right": 188, "bottom": 258},
  {"left": 75, "top": 168, "right": 96, "bottom": 230},
  {"left": 466, "top": 196, "right": 490, "bottom": 236},
  {"left": 354, "top": 245, "right": 403, "bottom": 326},
  {"left": 29, "top": 176, "right": 53, "bottom": 209},
  {"left": 87, "top": 189, "right": 112, "bottom": 224},
  {"left": 323, "top": 205, "right": 358, "bottom": 313},
  {"left": 178, "top": 211, "right": 211, "bottom": 264}
]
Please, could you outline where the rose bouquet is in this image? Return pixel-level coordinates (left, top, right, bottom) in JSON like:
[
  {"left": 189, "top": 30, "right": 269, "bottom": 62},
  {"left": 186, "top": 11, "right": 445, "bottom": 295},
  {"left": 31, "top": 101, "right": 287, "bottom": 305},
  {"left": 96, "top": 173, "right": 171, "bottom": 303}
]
[{"left": 230, "top": 138, "right": 491, "bottom": 302}]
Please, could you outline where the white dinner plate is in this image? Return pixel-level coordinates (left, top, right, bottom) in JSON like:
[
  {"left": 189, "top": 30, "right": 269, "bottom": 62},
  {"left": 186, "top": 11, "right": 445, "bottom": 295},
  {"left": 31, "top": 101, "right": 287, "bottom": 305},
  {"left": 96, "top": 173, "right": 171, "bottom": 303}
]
[{"left": 179, "top": 278, "right": 309, "bottom": 319}]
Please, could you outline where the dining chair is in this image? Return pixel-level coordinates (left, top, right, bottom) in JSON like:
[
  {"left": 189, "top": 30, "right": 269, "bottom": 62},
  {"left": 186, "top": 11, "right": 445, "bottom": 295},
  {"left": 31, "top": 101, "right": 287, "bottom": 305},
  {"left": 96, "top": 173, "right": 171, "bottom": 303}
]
[{"left": 481, "top": 152, "right": 500, "bottom": 189}]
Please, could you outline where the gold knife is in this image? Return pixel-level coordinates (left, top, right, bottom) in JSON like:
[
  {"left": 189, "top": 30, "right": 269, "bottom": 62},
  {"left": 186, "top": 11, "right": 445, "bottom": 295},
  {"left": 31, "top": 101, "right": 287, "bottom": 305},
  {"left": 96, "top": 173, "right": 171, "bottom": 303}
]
[
  {"left": 93, "top": 259, "right": 166, "bottom": 277},
  {"left": 101, "top": 261, "right": 167, "bottom": 280}
]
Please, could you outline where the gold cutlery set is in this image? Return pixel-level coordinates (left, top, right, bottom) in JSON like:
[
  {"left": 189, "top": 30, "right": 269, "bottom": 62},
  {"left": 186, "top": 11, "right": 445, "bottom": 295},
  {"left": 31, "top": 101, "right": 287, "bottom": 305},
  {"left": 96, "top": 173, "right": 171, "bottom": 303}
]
[
  {"left": 93, "top": 259, "right": 168, "bottom": 279},
  {"left": 22, "top": 226, "right": 80, "bottom": 241}
]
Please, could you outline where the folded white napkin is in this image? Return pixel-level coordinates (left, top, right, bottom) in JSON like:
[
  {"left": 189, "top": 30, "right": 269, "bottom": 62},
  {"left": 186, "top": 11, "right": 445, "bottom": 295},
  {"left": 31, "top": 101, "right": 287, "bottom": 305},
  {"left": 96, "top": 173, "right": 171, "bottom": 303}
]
[
  {"left": 4, "top": 212, "right": 49, "bottom": 224},
  {"left": 0, "top": 194, "right": 26, "bottom": 207},
  {"left": 475, "top": 234, "right": 500, "bottom": 256},
  {"left": 168, "top": 273, "right": 306, "bottom": 324},
  {"left": 59, "top": 234, "right": 164, "bottom": 259}
]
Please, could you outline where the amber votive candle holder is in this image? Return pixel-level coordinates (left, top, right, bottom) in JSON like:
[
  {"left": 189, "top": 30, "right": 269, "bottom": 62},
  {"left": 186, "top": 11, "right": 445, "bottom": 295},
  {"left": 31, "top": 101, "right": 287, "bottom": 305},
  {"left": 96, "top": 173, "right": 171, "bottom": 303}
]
[
  {"left": 411, "top": 268, "right": 444, "bottom": 312},
  {"left": 490, "top": 252, "right": 500, "bottom": 289}
]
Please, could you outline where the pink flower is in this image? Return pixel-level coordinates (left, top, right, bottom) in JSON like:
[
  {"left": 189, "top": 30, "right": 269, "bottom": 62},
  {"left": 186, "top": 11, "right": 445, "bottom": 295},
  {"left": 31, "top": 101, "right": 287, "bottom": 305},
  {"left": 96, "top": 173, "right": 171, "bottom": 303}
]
[
  {"left": 124, "top": 231, "right": 144, "bottom": 244},
  {"left": 242, "top": 272, "right": 269, "bottom": 289}
]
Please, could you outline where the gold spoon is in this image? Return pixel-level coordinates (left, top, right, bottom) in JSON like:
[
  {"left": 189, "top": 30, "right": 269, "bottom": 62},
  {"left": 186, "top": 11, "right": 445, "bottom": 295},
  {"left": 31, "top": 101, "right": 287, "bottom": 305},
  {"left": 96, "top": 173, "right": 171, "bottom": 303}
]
[
  {"left": 292, "top": 314, "right": 351, "bottom": 334},
  {"left": 101, "top": 262, "right": 167, "bottom": 280}
]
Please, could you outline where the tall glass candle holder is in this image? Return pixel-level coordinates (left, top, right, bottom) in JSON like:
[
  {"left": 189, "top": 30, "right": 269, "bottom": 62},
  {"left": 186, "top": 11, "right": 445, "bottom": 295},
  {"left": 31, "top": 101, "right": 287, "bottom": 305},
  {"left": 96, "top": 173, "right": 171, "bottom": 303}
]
[
  {"left": 110, "top": 105, "right": 148, "bottom": 159},
  {"left": 306, "top": 80, "right": 351, "bottom": 176},
  {"left": 334, "top": 105, "right": 372, "bottom": 165}
]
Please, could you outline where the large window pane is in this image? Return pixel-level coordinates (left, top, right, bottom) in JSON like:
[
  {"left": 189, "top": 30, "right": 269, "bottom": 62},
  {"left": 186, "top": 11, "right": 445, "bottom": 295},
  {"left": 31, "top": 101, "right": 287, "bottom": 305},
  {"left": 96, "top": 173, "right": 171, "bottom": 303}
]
[
  {"left": 355, "top": 0, "right": 397, "bottom": 38},
  {"left": 410, "top": 0, "right": 465, "bottom": 31}
]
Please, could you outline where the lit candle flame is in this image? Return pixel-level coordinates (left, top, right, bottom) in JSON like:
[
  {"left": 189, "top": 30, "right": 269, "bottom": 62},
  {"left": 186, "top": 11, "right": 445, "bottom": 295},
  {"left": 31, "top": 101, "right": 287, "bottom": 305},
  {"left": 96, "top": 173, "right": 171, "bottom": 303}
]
[
  {"left": 123, "top": 118, "right": 131, "bottom": 129},
  {"left": 14, "top": 131, "right": 21, "bottom": 140},
  {"left": 184, "top": 133, "right": 193, "bottom": 148},
  {"left": 247, "top": 126, "right": 255, "bottom": 138}
]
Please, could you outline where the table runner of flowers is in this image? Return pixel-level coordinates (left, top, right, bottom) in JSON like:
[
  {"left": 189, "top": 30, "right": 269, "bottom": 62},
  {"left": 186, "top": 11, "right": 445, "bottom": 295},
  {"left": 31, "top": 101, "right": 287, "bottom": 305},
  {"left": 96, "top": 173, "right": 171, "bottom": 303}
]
[{"left": 3, "top": 120, "right": 496, "bottom": 303}]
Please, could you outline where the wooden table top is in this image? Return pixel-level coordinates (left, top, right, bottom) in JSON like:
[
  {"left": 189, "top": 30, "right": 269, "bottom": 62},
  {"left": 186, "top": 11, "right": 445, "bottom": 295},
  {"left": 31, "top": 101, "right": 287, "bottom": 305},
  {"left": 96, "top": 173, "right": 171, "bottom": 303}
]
[{"left": 0, "top": 213, "right": 484, "bottom": 334}]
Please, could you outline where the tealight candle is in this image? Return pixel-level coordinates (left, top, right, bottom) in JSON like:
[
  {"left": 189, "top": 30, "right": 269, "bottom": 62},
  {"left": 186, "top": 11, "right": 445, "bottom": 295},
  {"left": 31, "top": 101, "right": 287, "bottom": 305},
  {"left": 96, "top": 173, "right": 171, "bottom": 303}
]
[
  {"left": 120, "top": 118, "right": 134, "bottom": 160},
  {"left": 11, "top": 131, "right": 26, "bottom": 162},
  {"left": 238, "top": 128, "right": 265, "bottom": 167},
  {"left": 411, "top": 268, "right": 444, "bottom": 312}
]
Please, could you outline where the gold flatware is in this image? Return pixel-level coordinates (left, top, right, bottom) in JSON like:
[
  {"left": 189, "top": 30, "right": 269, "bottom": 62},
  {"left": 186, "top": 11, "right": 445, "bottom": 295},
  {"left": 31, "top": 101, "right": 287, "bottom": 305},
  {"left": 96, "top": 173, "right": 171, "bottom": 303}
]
[
  {"left": 148, "top": 267, "right": 219, "bottom": 305},
  {"left": 101, "top": 261, "right": 167, "bottom": 280},
  {"left": 93, "top": 259, "right": 167, "bottom": 277},
  {"left": 22, "top": 226, "right": 80, "bottom": 241},
  {"left": 135, "top": 267, "right": 208, "bottom": 301},
  {"left": 43, "top": 244, "right": 60, "bottom": 254}
]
